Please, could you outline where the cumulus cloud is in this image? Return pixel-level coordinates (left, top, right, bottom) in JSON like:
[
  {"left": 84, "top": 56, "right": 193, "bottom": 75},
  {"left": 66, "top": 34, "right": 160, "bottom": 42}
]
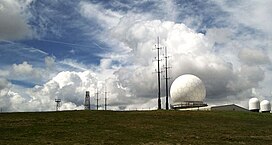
[
  {"left": 1, "top": 1, "right": 272, "bottom": 112},
  {"left": 108, "top": 18, "right": 243, "bottom": 102},
  {"left": 98, "top": 3, "right": 270, "bottom": 108},
  {"left": 12, "top": 61, "right": 34, "bottom": 75},
  {"left": 0, "top": 0, "right": 33, "bottom": 40},
  {"left": 0, "top": 78, "right": 9, "bottom": 90},
  {"left": 214, "top": 0, "right": 272, "bottom": 34},
  {"left": 206, "top": 28, "right": 232, "bottom": 44},
  {"left": 0, "top": 70, "right": 94, "bottom": 112},
  {"left": 60, "top": 102, "right": 84, "bottom": 111},
  {"left": 11, "top": 61, "right": 42, "bottom": 80},
  {"left": 45, "top": 56, "right": 56, "bottom": 69},
  {"left": 28, "top": 71, "right": 98, "bottom": 110},
  {"left": 0, "top": 79, "right": 21, "bottom": 112},
  {"left": 238, "top": 48, "right": 270, "bottom": 66}
]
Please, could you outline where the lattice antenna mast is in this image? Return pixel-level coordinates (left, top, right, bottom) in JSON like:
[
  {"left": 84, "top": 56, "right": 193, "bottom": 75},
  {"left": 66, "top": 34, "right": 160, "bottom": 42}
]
[
  {"left": 155, "top": 37, "right": 162, "bottom": 110},
  {"left": 84, "top": 91, "right": 91, "bottom": 110},
  {"left": 55, "top": 99, "right": 61, "bottom": 111},
  {"left": 96, "top": 88, "right": 99, "bottom": 110},
  {"left": 163, "top": 46, "right": 171, "bottom": 110}
]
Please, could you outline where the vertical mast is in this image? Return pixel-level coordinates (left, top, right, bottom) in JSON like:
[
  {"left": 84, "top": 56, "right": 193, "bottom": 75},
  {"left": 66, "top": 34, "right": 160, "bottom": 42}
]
[
  {"left": 164, "top": 47, "right": 169, "bottom": 110},
  {"left": 157, "top": 37, "right": 161, "bottom": 110},
  {"left": 96, "top": 88, "right": 99, "bottom": 110},
  {"left": 104, "top": 84, "right": 107, "bottom": 110}
]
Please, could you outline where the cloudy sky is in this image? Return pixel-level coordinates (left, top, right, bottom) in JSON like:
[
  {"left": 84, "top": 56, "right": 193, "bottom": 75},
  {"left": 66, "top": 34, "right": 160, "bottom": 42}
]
[{"left": 0, "top": 0, "right": 271, "bottom": 112}]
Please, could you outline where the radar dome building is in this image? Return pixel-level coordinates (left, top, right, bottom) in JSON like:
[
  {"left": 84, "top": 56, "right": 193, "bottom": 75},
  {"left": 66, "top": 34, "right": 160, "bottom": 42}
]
[
  {"left": 260, "top": 100, "right": 271, "bottom": 113},
  {"left": 170, "top": 74, "right": 207, "bottom": 109},
  {"left": 248, "top": 98, "right": 260, "bottom": 112}
]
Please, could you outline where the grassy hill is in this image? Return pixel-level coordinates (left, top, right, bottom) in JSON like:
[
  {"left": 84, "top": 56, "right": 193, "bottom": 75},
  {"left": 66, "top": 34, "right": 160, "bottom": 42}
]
[{"left": 1, "top": 110, "right": 272, "bottom": 145}]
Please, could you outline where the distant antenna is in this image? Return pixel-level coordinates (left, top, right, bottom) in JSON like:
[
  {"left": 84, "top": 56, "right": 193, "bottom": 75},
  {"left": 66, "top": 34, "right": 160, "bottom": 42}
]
[
  {"left": 104, "top": 83, "right": 108, "bottom": 110},
  {"left": 154, "top": 37, "right": 162, "bottom": 110},
  {"left": 96, "top": 88, "right": 99, "bottom": 110},
  {"left": 55, "top": 99, "right": 61, "bottom": 111},
  {"left": 163, "top": 46, "right": 171, "bottom": 110},
  {"left": 84, "top": 91, "right": 91, "bottom": 110}
]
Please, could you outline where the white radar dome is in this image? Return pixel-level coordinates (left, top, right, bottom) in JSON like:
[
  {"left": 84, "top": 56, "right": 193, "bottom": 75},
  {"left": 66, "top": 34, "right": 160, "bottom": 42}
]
[
  {"left": 260, "top": 100, "right": 271, "bottom": 113},
  {"left": 248, "top": 98, "right": 260, "bottom": 112},
  {"left": 170, "top": 74, "right": 206, "bottom": 105}
]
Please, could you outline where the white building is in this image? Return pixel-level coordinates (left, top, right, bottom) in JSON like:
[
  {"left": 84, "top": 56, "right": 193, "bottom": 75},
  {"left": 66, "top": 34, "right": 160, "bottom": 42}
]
[
  {"left": 177, "top": 104, "right": 248, "bottom": 112},
  {"left": 260, "top": 100, "right": 271, "bottom": 113}
]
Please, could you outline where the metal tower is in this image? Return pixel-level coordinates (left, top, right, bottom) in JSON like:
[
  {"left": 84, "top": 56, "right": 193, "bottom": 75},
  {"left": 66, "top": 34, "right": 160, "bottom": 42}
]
[
  {"left": 155, "top": 37, "right": 162, "bottom": 110},
  {"left": 164, "top": 47, "right": 170, "bottom": 110},
  {"left": 55, "top": 99, "right": 61, "bottom": 111},
  {"left": 84, "top": 91, "right": 90, "bottom": 110},
  {"left": 104, "top": 85, "right": 108, "bottom": 110}
]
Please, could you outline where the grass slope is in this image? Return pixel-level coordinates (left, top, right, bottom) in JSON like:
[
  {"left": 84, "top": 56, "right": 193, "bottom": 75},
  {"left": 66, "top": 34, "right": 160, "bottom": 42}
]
[{"left": 1, "top": 110, "right": 272, "bottom": 145}]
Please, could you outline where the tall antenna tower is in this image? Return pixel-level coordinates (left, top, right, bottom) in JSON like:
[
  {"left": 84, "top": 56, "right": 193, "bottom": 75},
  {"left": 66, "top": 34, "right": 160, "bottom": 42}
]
[
  {"left": 163, "top": 47, "right": 170, "bottom": 110},
  {"left": 104, "top": 84, "right": 108, "bottom": 110},
  {"left": 55, "top": 99, "right": 61, "bottom": 111},
  {"left": 84, "top": 91, "right": 90, "bottom": 110},
  {"left": 155, "top": 37, "right": 162, "bottom": 110},
  {"left": 96, "top": 88, "right": 99, "bottom": 110}
]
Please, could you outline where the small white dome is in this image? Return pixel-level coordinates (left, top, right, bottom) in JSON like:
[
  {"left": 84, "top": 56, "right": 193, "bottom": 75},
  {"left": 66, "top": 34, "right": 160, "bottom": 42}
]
[
  {"left": 170, "top": 74, "right": 206, "bottom": 105},
  {"left": 260, "top": 100, "right": 271, "bottom": 112},
  {"left": 249, "top": 98, "right": 260, "bottom": 111}
]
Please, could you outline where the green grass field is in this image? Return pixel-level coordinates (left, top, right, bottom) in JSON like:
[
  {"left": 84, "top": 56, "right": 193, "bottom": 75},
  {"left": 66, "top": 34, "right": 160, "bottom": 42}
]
[{"left": 1, "top": 110, "right": 272, "bottom": 145}]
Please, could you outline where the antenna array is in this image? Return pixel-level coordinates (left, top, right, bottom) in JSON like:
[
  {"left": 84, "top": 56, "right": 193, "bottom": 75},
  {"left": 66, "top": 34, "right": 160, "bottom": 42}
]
[
  {"left": 154, "top": 37, "right": 162, "bottom": 110},
  {"left": 153, "top": 37, "right": 171, "bottom": 110}
]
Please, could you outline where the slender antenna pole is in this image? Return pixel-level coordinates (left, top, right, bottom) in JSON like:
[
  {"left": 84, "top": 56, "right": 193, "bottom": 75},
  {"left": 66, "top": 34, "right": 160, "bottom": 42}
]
[
  {"left": 164, "top": 47, "right": 170, "bottom": 110},
  {"left": 104, "top": 84, "right": 107, "bottom": 110},
  {"left": 96, "top": 88, "right": 99, "bottom": 110},
  {"left": 157, "top": 37, "right": 161, "bottom": 110}
]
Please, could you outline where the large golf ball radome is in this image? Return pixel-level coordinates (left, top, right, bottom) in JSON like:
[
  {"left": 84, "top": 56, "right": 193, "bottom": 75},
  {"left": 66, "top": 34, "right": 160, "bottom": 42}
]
[{"left": 170, "top": 74, "right": 206, "bottom": 104}]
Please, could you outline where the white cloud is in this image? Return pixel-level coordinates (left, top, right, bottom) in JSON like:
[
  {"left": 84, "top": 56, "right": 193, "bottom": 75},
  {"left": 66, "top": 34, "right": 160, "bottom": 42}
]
[
  {"left": 28, "top": 71, "right": 98, "bottom": 110},
  {"left": 209, "top": 1, "right": 272, "bottom": 104},
  {"left": 0, "top": 87, "right": 33, "bottom": 112},
  {"left": 99, "top": 58, "right": 112, "bottom": 70},
  {"left": 104, "top": 9, "right": 271, "bottom": 108},
  {"left": 0, "top": 78, "right": 9, "bottom": 90},
  {"left": 238, "top": 48, "right": 270, "bottom": 66},
  {"left": 206, "top": 28, "right": 232, "bottom": 44},
  {"left": 2, "top": 1, "right": 272, "bottom": 112},
  {"left": 79, "top": 1, "right": 122, "bottom": 28},
  {"left": 60, "top": 102, "right": 84, "bottom": 111},
  {"left": 9, "top": 91, "right": 27, "bottom": 111},
  {"left": 45, "top": 56, "right": 56, "bottom": 69},
  {"left": 12, "top": 61, "right": 33, "bottom": 75},
  {"left": 59, "top": 59, "right": 88, "bottom": 71},
  {"left": 109, "top": 18, "right": 239, "bottom": 101},
  {"left": 214, "top": 0, "right": 272, "bottom": 35},
  {"left": 0, "top": 0, "right": 33, "bottom": 40},
  {"left": 11, "top": 61, "right": 43, "bottom": 82}
]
